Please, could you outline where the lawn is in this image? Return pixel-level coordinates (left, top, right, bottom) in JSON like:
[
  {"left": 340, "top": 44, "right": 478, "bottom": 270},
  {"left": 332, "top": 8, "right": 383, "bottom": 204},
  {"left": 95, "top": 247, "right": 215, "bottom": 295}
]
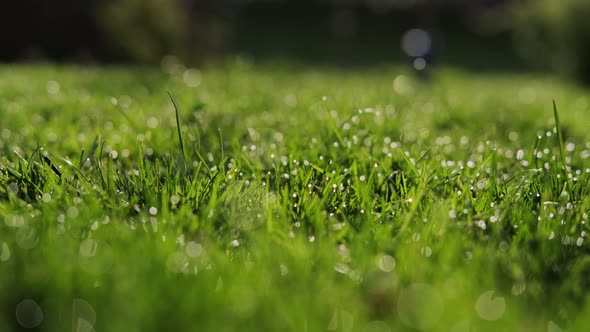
[{"left": 1, "top": 61, "right": 590, "bottom": 331}]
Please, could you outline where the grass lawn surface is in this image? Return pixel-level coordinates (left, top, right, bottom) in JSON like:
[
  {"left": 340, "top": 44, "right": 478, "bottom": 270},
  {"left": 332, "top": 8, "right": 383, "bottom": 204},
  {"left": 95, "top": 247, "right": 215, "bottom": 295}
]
[{"left": 1, "top": 61, "right": 590, "bottom": 331}]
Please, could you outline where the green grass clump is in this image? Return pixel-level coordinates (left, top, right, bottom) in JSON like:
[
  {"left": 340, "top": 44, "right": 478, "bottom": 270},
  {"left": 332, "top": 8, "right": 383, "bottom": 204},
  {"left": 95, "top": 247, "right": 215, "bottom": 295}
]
[{"left": 1, "top": 62, "right": 590, "bottom": 331}]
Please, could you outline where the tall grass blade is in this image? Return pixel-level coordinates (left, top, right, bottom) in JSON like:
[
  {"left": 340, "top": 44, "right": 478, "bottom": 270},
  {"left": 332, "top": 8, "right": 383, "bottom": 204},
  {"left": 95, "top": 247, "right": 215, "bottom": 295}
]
[
  {"left": 553, "top": 100, "right": 567, "bottom": 170},
  {"left": 168, "top": 91, "right": 186, "bottom": 163},
  {"left": 553, "top": 100, "right": 573, "bottom": 198}
]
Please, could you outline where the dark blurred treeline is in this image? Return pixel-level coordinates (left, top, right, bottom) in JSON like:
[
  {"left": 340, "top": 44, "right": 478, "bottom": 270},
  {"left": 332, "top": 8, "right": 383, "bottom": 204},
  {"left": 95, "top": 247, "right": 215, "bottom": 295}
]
[
  {"left": 2, "top": 0, "right": 590, "bottom": 82},
  {"left": 0, "top": 0, "right": 510, "bottom": 63}
]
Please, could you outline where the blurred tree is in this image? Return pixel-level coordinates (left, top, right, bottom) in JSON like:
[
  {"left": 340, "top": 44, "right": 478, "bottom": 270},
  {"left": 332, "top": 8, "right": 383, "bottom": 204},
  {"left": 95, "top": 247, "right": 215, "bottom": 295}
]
[
  {"left": 95, "top": 0, "right": 189, "bottom": 63},
  {"left": 512, "top": 0, "right": 590, "bottom": 84},
  {"left": 0, "top": 0, "right": 518, "bottom": 66}
]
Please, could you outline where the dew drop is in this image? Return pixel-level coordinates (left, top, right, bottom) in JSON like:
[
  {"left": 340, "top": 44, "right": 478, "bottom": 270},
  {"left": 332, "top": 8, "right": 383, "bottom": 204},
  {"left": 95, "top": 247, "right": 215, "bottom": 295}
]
[
  {"left": 376, "top": 254, "right": 396, "bottom": 272},
  {"left": 41, "top": 193, "right": 52, "bottom": 203},
  {"left": 67, "top": 207, "right": 79, "bottom": 219},
  {"left": 420, "top": 246, "right": 432, "bottom": 257},
  {"left": 449, "top": 210, "right": 457, "bottom": 219}
]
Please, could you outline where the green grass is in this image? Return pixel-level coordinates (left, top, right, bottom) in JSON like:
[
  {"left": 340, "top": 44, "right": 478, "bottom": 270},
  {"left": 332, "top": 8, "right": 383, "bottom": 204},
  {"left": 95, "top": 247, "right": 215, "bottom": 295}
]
[{"left": 2, "top": 61, "right": 590, "bottom": 331}]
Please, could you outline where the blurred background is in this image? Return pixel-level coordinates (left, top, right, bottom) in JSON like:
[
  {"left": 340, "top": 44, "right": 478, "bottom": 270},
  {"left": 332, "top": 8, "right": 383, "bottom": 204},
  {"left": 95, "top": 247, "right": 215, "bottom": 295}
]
[{"left": 2, "top": 0, "right": 590, "bottom": 83}]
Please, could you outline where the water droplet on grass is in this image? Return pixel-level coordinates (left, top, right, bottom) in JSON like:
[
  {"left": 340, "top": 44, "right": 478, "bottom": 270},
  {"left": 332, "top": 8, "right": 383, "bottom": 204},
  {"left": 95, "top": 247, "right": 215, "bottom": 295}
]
[
  {"left": 67, "top": 207, "right": 79, "bottom": 219},
  {"left": 41, "top": 193, "right": 52, "bottom": 203},
  {"left": 376, "top": 254, "right": 396, "bottom": 272},
  {"left": 449, "top": 210, "right": 457, "bottom": 219},
  {"left": 476, "top": 220, "right": 486, "bottom": 230}
]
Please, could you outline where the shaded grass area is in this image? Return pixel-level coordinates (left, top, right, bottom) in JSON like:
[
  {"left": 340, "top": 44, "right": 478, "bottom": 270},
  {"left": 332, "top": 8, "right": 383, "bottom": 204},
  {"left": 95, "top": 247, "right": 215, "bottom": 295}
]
[{"left": 1, "top": 62, "right": 590, "bottom": 331}]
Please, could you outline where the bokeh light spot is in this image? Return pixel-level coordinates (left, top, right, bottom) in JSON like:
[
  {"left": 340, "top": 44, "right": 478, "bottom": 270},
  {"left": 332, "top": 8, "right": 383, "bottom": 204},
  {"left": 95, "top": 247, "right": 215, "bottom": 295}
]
[
  {"left": 73, "top": 298, "right": 96, "bottom": 332},
  {"left": 0, "top": 242, "right": 10, "bottom": 261},
  {"left": 16, "top": 299, "right": 44, "bottom": 328},
  {"left": 475, "top": 290, "right": 505, "bottom": 321},
  {"left": 413, "top": 57, "right": 427, "bottom": 70},
  {"left": 16, "top": 226, "right": 39, "bottom": 250},
  {"left": 376, "top": 254, "right": 396, "bottom": 272},
  {"left": 183, "top": 68, "right": 202, "bottom": 87},
  {"left": 548, "top": 321, "right": 563, "bottom": 332},
  {"left": 79, "top": 239, "right": 98, "bottom": 257},
  {"left": 401, "top": 29, "right": 432, "bottom": 57},
  {"left": 363, "top": 320, "right": 391, "bottom": 332}
]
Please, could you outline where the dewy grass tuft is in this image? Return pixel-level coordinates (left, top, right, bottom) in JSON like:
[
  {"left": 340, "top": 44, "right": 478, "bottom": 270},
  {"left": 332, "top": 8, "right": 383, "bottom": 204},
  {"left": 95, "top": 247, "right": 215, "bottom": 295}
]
[{"left": 0, "top": 64, "right": 589, "bottom": 331}]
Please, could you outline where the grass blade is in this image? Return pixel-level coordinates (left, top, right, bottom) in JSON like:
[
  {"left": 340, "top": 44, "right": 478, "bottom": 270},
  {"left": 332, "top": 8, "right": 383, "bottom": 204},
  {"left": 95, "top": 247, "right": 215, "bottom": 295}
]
[
  {"left": 553, "top": 100, "right": 567, "bottom": 171},
  {"left": 42, "top": 155, "right": 62, "bottom": 179},
  {"left": 168, "top": 91, "right": 186, "bottom": 163},
  {"left": 553, "top": 100, "right": 574, "bottom": 199}
]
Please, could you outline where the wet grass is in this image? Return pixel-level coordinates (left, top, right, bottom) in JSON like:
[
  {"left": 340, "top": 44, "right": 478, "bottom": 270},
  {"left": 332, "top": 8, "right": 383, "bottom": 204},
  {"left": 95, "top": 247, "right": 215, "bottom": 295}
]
[{"left": 1, "top": 61, "right": 590, "bottom": 331}]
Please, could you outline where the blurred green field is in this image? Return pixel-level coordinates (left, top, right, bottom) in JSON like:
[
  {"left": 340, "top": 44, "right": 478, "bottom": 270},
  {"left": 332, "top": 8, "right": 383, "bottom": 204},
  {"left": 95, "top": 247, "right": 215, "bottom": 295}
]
[{"left": 2, "top": 62, "right": 590, "bottom": 331}]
